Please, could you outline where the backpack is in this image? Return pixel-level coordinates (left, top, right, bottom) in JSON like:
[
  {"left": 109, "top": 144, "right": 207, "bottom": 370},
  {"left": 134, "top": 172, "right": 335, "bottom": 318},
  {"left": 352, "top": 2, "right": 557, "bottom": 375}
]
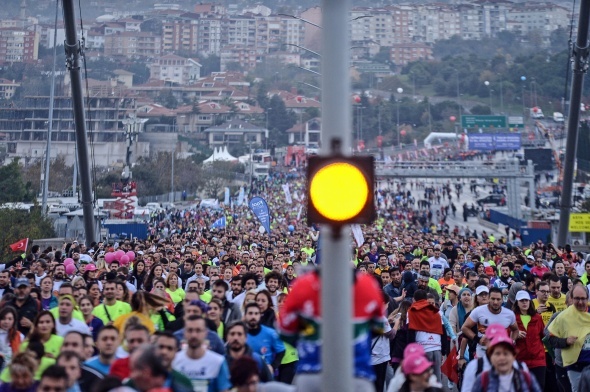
[{"left": 479, "top": 361, "right": 533, "bottom": 390}]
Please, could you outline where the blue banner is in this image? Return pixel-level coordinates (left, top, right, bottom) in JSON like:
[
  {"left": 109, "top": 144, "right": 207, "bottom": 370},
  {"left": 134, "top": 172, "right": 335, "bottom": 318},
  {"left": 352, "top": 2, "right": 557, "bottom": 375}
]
[
  {"left": 211, "top": 216, "right": 226, "bottom": 229},
  {"left": 468, "top": 133, "right": 521, "bottom": 151},
  {"left": 249, "top": 196, "right": 271, "bottom": 234}
]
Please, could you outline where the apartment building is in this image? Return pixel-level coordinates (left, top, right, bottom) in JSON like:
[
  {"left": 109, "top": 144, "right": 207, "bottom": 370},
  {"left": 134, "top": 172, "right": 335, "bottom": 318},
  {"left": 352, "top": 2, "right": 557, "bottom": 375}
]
[
  {"left": 0, "top": 28, "right": 39, "bottom": 63},
  {"left": 148, "top": 54, "right": 202, "bottom": 85},
  {"left": 104, "top": 31, "right": 162, "bottom": 58}
]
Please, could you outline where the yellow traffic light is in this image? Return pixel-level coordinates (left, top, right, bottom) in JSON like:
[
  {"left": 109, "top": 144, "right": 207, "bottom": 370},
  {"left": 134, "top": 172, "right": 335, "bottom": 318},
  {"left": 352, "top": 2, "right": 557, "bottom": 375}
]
[{"left": 307, "top": 155, "right": 375, "bottom": 225}]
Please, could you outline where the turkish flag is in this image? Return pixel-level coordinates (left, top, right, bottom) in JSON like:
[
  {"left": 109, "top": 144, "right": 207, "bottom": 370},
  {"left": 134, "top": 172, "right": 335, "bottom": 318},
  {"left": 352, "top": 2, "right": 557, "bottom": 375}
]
[{"left": 9, "top": 238, "right": 28, "bottom": 252}]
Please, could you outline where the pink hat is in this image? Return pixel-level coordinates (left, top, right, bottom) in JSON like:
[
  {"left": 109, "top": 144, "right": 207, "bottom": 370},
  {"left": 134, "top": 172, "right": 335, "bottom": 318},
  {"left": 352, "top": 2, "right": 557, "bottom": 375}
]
[
  {"left": 485, "top": 323, "right": 509, "bottom": 340},
  {"left": 487, "top": 335, "right": 515, "bottom": 354},
  {"left": 402, "top": 354, "right": 433, "bottom": 376},
  {"left": 85, "top": 264, "right": 97, "bottom": 271},
  {"left": 404, "top": 343, "right": 425, "bottom": 358}
]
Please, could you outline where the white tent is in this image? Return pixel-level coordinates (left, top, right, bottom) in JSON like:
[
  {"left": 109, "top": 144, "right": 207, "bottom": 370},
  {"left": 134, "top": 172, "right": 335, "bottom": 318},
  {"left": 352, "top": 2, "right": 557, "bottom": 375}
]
[{"left": 203, "top": 146, "right": 238, "bottom": 163}]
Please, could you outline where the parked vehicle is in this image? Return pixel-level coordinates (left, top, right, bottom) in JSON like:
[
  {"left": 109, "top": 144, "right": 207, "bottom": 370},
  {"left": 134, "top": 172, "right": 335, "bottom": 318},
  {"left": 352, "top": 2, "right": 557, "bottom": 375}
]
[
  {"left": 477, "top": 194, "right": 506, "bottom": 206},
  {"left": 530, "top": 107, "right": 544, "bottom": 119},
  {"left": 553, "top": 112, "right": 564, "bottom": 122}
]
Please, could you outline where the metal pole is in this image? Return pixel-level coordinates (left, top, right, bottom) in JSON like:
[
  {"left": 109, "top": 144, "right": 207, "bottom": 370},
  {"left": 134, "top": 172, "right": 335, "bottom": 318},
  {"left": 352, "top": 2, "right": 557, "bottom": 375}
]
[
  {"left": 170, "top": 149, "right": 174, "bottom": 202},
  {"left": 500, "top": 79, "right": 504, "bottom": 115},
  {"left": 321, "top": 0, "right": 353, "bottom": 391},
  {"left": 396, "top": 100, "right": 400, "bottom": 147},
  {"left": 557, "top": 0, "right": 590, "bottom": 246},
  {"left": 41, "top": 0, "right": 60, "bottom": 215},
  {"left": 63, "top": 0, "right": 95, "bottom": 245}
]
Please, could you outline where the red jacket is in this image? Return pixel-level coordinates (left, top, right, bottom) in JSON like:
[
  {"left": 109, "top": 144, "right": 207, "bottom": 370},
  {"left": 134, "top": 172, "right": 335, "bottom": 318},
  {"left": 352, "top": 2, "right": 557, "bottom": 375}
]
[{"left": 514, "top": 313, "right": 546, "bottom": 368}]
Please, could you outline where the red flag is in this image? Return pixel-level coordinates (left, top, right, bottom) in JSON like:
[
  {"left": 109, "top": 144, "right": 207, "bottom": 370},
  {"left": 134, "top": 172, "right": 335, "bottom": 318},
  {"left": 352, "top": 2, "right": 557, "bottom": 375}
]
[
  {"left": 441, "top": 346, "right": 459, "bottom": 384},
  {"left": 9, "top": 238, "right": 28, "bottom": 252}
]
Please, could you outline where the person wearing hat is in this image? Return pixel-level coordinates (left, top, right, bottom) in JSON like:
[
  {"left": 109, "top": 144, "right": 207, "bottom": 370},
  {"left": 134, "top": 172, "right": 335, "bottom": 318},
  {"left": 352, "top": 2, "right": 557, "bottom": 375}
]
[
  {"left": 512, "top": 290, "right": 547, "bottom": 390},
  {"left": 397, "top": 352, "right": 443, "bottom": 392},
  {"left": 55, "top": 295, "right": 91, "bottom": 336},
  {"left": 441, "top": 284, "right": 460, "bottom": 320},
  {"left": 7, "top": 278, "right": 39, "bottom": 336},
  {"left": 461, "top": 324, "right": 533, "bottom": 392},
  {"left": 471, "top": 328, "right": 542, "bottom": 392},
  {"left": 462, "top": 287, "right": 520, "bottom": 359}
]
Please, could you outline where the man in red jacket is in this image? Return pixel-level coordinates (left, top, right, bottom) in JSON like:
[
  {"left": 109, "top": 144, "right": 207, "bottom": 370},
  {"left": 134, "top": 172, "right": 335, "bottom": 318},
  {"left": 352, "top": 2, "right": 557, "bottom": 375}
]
[{"left": 408, "top": 289, "right": 443, "bottom": 382}]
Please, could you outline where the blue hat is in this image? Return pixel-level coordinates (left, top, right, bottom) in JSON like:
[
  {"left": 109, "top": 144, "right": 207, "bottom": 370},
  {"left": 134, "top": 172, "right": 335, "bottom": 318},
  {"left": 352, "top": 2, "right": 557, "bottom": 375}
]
[{"left": 15, "top": 278, "right": 30, "bottom": 287}]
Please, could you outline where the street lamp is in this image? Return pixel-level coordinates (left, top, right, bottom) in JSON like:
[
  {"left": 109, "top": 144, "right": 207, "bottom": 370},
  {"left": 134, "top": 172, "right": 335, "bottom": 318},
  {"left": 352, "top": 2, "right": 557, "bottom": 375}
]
[
  {"left": 265, "top": 108, "right": 272, "bottom": 150},
  {"left": 484, "top": 81, "right": 492, "bottom": 113},
  {"left": 521, "top": 76, "right": 527, "bottom": 117},
  {"left": 396, "top": 87, "right": 403, "bottom": 147}
]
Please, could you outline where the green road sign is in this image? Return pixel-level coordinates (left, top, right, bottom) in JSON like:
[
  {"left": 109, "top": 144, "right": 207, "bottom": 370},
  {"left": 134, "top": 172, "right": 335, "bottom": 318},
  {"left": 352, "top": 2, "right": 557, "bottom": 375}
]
[
  {"left": 508, "top": 116, "right": 524, "bottom": 129},
  {"left": 461, "top": 115, "right": 507, "bottom": 128}
]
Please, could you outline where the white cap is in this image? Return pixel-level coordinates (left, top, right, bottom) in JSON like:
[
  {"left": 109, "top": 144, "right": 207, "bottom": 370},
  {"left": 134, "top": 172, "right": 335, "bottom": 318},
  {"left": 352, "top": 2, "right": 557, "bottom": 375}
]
[
  {"left": 476, "top": 286, "right": 490, "bottom": 296},
  {"left": 515, "top": 291, "right": 530, "bottom": 301}
]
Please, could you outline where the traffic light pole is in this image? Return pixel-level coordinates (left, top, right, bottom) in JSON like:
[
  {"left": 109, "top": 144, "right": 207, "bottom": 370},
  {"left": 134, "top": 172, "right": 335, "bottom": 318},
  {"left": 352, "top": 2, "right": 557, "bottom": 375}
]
[
  {"left": 63, "top": 0, "right": 96, "bottom": 245},
  {"left": 557, "top": 0, "right": 590, "bottom": 246},
  {"left": 320, "top": 1, "right": 354, "bottom": 392}
]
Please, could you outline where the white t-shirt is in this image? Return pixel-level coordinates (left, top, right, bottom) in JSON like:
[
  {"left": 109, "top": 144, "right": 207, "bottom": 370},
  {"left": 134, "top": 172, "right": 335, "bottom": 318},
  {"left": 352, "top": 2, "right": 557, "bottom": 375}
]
[
  {"left": 428, "top": 257, "right": 449, "bottom": 280},
  {"left": 416, "top": 331, "right": 442, "bottom": 353},
  {"left": 172, "top": 349, "right": 229, "bottom": 392},
  {"left": 56, "top": 318, "right": 91, "bottom": 337},
  {"left": 468, "top": 305, "right": 516, "bottom": 358},
  {"left": 371, "top": 317, "right": 392, "bottom": 365}
]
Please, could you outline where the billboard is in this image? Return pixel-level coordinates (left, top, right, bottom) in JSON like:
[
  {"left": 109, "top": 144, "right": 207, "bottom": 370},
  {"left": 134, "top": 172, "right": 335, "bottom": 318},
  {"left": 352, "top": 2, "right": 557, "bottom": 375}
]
[{"left": 468, "top": 133, "right": 521, "bottom": 151}]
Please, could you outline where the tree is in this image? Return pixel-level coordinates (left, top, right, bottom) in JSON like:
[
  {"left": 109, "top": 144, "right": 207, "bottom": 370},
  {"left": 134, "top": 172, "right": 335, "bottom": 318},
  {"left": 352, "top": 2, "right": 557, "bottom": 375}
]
[
  {"left": 267, "top": 95, "right": 295, "bottom": 146},
  {"left": 0, "top": 160, "right": 33, "bottom": 203},
  {"left": 0, "top": 207, "right": 56, "bottom": 261},
  {"left": 200, "top": 55, "right": 221, "bottom": 77},
  {"left": 256, "top": 81, "right": 269, "bottom": 110}
]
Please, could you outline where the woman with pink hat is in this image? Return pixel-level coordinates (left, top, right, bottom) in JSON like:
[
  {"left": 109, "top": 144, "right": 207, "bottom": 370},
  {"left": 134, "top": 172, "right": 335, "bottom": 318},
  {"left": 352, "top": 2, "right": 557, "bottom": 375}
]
[
  {"left": 387, "top": 344, "right": 443, "bottom": 392},
  {"left": 470, "top": 323, "right": 542, "bottom": 392}
]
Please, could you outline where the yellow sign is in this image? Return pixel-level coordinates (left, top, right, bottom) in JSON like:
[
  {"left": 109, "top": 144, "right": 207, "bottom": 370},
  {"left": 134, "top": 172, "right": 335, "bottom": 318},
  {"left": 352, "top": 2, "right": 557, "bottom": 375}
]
[{"left": 569, "top": 213, "right": 590, "bottom": 232}]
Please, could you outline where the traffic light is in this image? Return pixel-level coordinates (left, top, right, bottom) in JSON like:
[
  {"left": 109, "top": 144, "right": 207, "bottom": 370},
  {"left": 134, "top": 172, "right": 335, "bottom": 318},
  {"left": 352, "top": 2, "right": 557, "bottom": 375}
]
[{"left": 307, "top": 155, "right": 375, "bottom": 226}]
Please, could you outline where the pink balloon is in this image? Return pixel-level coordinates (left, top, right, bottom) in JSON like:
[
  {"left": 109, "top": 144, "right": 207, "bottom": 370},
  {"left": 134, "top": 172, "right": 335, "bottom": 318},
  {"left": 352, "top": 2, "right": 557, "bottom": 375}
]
[
  {"left": 120, "top": 255, "right": 130, "bottom": 265},
  {"left": 126, "top": 251, "right": 135, "bottom": 261},
  {"left": 104, "top": 252, "right": 115, "bottom": 264},
  {"left": 115, "top": 250, "right": 125, "bottom": 261},
  {"left": 64, "top": 258, "right": 74, "bottom": 265},
  {"left": 65, "top": 264, "right": 76, "bottom": 275}
]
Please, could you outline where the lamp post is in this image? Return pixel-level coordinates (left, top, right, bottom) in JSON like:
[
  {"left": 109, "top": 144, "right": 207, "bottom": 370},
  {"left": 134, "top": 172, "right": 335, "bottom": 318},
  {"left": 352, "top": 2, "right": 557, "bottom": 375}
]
[
  {"left": 521, "top": 76, "right": 527, "bottom": 117},
  {"left": 396, "top": 87, "right": 403, "bottom": 147},
  {"left": 484, "top": 81, "right": 492, "bottom": 113},
  {"left": 265, "top": 108, "right": 271, "bottom": 150}
]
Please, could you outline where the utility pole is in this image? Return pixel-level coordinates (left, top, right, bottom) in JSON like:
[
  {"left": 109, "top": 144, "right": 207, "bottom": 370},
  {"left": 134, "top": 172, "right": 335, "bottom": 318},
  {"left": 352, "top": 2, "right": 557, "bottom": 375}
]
[
  {"left": 62, "top": 0, "right": 95, "bottom": 245},
  {"left": 321, "top": 0, "right": 353, "bottom": 391},
  {"left": 558, "top": 0, "right": 590, "bottom": 246},
  {"left": 41, "top": 0, "right": 60, "bottom": 215},
  {"left": 170, "top": 149, "right": 175, "bottom": 202}
]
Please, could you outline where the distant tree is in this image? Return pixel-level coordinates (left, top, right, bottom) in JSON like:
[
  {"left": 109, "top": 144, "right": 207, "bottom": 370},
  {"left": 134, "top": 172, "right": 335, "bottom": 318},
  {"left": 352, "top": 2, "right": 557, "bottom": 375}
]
[
  {"left": 0, "top": 160, "right": 32, "bottom": 203},
  {"left": 267, "top": 95, "right": 295, "bottom": 146},
  {"left": 200, "top": 55, "right": 221, "bottom": 77},
  {"left": 0, "top": 207, "right": 56, "bottom": 261},
  {"left": 155, "top": 90, "right": 178, "bottom": 109},
  {"left": 471, "top": 105, "right": 492, "bottom": 115},
  {"left": 256, "top": 81, "right": 269, "bottom": 110}
]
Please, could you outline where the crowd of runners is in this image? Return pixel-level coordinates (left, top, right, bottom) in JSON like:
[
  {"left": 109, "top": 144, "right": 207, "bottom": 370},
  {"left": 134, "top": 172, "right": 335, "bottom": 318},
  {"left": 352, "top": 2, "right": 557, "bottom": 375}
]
[{"left": 0, "top": 170, "right": 585, "bottom": 392}]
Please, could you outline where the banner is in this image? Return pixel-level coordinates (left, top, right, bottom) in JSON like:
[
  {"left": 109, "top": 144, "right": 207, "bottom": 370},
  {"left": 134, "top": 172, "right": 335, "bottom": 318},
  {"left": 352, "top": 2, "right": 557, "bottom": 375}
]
[
  {"left": 237, "top": 187, "right": 245, "bottom": 206},
  {"left": 249, "top": 197, "right": 271, "bottom": 234},
  {"left": 296, "top": 205, "right": 303, "bottom": 221},
  {"left": 210, "top": 216, "right": 226, "bottom": 229},
  {"left": 351, "top": 225, "right": 364, "bottom": 247},
  {"left": 282, "top": 184, "right": 292, "bottom": 204},
  {"left": 224, "top": 187, "right": 230, "bottom": 205}
]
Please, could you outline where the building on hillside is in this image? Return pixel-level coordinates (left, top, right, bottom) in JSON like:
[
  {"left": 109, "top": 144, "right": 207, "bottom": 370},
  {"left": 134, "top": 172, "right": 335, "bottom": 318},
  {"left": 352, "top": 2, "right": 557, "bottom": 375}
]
[
  {"left": 204, "top": 119, "right": 265, "bottom": 147},
  {"left": 0, "top": 28, "right": 39, "bottom": 63},
  {"left": 148, "top": 54, "right": 202, "bottom": 85},
  {"left": 0, "top": 79, "right": 20, "bottom": 99},
  {"left": 286, "top": 117, "right": 321, "bottom": 147}
]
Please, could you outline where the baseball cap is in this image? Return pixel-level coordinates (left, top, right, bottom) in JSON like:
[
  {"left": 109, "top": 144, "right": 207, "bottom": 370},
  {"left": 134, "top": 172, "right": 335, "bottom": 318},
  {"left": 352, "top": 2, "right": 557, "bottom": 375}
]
[
  {"left": 15, "top": 278, "right": 30, "bottom": 288},
  {"left": 485, "top": 266, "right": 495, "bottom": 276},
  {"left": 487, "top": 335, "right": 515, "bottom": 355},
  {"left": 485, "top": 323, "right": 509, "bottom": 340},
  {"left": 475, "top": 286, "right": 490, "bottom": 296},
  {"left": 85, "top": 264, "right": 97, "bottom": 271},
  {"left": 446, "top": 284, "right": 461, "bottom": 295},
  {"left": 527, "top": 255, "right": 535, "bottom": 260},
  {"left": 515, "top": 291, "right": 530, "bottom": 301},
  {"left": 402, "top": 354, "right": 433, "bottom": 376},
  {"left": 403, "top": 343, "right": 425, "bottom": 357}
]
